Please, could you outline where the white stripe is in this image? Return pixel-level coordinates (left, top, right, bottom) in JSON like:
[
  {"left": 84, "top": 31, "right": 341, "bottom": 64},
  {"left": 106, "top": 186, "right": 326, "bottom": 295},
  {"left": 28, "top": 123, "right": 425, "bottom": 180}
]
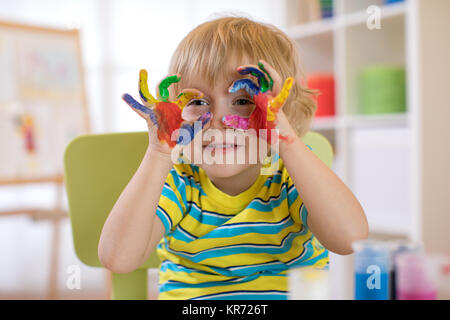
[
  {"left": 286, "top": 238, "right": 311, "bottom": 266},
  {"left": 288, "top": 184, "right": 296, "bottom": 195},
  {"left": 251, "top": 192, "right": 284, "bottom": 205},
  {"left": 177, "top": 226, "right": 197, "bottom": 240},
  {"left": 189, "top": 201, "right": 232, "bottom": 218},
  {"left": 227, "top": 260, "right": 282, "bottom": 271},
  {"left": 157, "top": 206, "right": 173, "bottom": 230},
  {"left": 194, "top": 290, "right": 287, "bottom": 300}
]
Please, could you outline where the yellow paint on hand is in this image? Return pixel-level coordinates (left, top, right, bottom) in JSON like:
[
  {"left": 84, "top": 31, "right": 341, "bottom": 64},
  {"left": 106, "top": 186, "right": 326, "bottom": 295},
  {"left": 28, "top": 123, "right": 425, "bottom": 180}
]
[{"left": 267, "top": 77, "right": 294, "bottom": 122}]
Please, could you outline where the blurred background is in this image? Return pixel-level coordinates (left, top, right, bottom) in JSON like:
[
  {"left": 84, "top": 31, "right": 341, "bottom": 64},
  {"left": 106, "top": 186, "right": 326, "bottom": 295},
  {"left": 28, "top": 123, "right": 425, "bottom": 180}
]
[{"left": 0, "top": 0, "right": 448, "bottom": 300}]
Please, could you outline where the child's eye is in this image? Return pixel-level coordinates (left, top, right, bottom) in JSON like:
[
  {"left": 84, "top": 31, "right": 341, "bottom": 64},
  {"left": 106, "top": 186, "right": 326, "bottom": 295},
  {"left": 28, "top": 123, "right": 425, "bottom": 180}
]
[
  {"left": 188, "top": 99, "right": 209, "bottom": 106},
  {"left": 234, "top": 98, "right": 254, "bottom": 106}
]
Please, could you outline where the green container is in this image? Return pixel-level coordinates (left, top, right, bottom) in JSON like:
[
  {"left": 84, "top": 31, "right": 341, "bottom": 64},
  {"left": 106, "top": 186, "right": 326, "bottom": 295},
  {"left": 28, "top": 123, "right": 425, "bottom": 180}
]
[{"left": 360, "top": 66, "right": 406, "bottom": 114}]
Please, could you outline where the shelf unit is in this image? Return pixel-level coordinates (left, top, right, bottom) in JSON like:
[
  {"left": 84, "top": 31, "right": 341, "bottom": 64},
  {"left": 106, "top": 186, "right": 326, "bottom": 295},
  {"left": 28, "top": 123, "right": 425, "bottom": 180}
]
[
  {"left": 285, "top": 0, "right": 412, "bottom": 238},
  {"left": 284, "top": 0, "right": 450, "bottom": 300}
]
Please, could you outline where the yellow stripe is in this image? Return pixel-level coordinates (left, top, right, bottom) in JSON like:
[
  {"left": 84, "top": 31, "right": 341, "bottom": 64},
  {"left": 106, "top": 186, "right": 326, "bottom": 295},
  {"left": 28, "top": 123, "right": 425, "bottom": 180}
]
[{"left": 158, "top": 274, "right": 288, "bottom": 300}]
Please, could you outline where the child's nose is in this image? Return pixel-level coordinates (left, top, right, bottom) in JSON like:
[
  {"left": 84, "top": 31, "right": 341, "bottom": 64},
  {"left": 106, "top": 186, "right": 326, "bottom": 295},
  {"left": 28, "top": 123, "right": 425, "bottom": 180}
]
[
  {"left": 208, "top": 112, "right": 227, "bottom": 129},
  {"left": 207, "top": 104, "right": 229, "bottom": 130}
]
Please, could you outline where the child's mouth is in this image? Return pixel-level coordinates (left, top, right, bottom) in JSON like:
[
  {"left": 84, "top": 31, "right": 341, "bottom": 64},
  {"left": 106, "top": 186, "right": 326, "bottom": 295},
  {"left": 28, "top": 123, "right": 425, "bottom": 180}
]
[{"left": 203, "top": 143, "right": 243, "bottom": 154}]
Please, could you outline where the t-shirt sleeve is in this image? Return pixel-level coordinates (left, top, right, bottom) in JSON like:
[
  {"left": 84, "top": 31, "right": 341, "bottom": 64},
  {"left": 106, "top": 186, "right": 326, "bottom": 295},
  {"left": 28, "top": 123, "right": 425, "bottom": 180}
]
[{"left": 156, "top": 167, "right": 188, "bottom": 235}]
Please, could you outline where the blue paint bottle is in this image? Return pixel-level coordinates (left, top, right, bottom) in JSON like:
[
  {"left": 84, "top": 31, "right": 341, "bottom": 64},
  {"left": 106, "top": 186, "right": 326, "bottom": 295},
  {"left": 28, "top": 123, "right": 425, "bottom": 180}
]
[{"left": 353, "top": 240, "right": 390, "bottom": 300}]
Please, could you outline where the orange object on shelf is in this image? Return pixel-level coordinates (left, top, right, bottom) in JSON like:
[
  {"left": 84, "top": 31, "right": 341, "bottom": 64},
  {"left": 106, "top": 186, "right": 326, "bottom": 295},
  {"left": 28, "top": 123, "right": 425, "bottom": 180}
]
[{"left": 307, "top": 73, "right": 335, "bottom": 117}]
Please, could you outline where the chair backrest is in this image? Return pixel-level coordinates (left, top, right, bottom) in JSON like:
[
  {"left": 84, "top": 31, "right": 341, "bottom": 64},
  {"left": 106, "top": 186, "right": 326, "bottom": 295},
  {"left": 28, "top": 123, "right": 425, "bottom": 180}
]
[
  {"left": 302, "top": 131, "right": 333, "bottom": 169},
  {"left": 63, "top": 130, "right": 333, "bottom": 298},
  {"left": 64, "top": 131, "right": 159, "bottom": 269}
]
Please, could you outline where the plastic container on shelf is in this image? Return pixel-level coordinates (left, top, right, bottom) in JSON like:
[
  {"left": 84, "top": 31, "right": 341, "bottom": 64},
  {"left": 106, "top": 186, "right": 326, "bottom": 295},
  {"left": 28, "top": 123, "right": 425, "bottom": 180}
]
[
  {"left": 385, "top": 0, "right": 405, "bottom": 4},
  {"left": 395, "top": 253, "right": 439, "bottom": 300},
  {"left": 388, "top": 240, "right": 423, "bottom": 300},
  {"left": 320, "top": 0, "right": 333, "bottom": 18},
  {"left": 352, "top": 240, "right": 390, "bottom": 300},
  {"left": 359, "top": 65, "right": 406, "bottom": 115},
  {"left": 295, "top": 0, "right": 322, "bottom": 24},
  {"left": 307, "top": 73, "right": 335, "bottom": 117},
  {"left": 289, "top": 266, "right": 331, "bottom": 300},
  {"left": 436, "top": 254, "right": 450, "bottom": 300}
]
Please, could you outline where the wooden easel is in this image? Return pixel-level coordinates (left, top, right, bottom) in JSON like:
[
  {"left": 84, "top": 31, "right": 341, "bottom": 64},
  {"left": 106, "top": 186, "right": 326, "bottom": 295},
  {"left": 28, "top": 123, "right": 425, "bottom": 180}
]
[
  {"left": 0, "top": 176, "right": 66, "bottom": 299},
  {"left": 0, "top": 21, "right": 91, "bottom": 299}
]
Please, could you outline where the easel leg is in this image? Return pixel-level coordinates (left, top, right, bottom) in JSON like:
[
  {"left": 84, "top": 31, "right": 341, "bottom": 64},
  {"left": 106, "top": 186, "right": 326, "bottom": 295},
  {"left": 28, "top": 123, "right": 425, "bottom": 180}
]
[
  {"left": 47, "top": 217, "right": 61, "bottom": 299},
  {"left": 46, "top": 182, "right": 65, "bottom": 299}
]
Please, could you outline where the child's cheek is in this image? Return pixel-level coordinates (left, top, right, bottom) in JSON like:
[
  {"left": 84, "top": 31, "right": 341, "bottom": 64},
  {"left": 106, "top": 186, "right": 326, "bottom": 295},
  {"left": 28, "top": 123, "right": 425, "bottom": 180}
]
[{"left": 182, "top": 105, "right": 210, "bottom": 122}]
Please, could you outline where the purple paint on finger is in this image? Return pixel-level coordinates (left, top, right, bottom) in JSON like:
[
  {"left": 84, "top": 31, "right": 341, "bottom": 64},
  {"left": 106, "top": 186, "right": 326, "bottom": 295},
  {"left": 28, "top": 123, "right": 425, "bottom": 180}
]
[
  {"left": 122, "top": 93, "right": 158, "bottom": 126},
  {"left": 177, "top": 112, "right": 212, "bottom": 145},
  {"left": 198, "top": 111, "right": 212, "bottom": 126}
]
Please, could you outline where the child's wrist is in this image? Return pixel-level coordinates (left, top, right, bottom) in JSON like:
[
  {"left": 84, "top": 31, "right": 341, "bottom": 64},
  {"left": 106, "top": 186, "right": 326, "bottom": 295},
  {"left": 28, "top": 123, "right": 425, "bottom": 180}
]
[
  {"left": 278, "top": 133, "right": 300, "bottom": 155},
  {"left": 145, "top": 146, "right": 174, "bottom": 166},
  {"left": 275, "top": 111, "right": 298, "bottom": 153}
]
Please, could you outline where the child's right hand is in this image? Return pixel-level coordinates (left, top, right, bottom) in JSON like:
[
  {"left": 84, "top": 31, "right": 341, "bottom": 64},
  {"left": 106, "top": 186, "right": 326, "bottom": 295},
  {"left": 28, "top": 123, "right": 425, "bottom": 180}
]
[{"left": 122, "top": 69, "right": 211, "bottom": 156}]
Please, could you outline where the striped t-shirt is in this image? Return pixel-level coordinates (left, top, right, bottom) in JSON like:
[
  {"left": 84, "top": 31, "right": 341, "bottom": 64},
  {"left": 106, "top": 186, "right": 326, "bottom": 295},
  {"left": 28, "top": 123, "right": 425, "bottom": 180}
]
[{"left": 155, "top": 155, "right": 329, "bottom": 300}]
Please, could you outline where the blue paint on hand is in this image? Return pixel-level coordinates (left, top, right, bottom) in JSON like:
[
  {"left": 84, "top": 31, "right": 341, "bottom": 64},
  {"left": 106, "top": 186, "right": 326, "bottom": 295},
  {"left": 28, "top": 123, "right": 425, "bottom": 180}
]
[
  {"left": 229, "top": 78, "right": 260, "bottom": 96},
  {"left": 176, "top": 112, "right": 211, "bottom": 145},
  {"left": 122, "top": 93, "right": 158, "bottom": 126},
  {"left": 237, "top": 66, "right": 269, "bottom": 92}
]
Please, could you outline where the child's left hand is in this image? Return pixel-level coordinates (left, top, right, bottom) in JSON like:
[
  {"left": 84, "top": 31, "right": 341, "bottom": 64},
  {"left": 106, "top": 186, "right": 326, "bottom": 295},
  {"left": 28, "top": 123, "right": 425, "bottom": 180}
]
[{"left": 222, "top": 60, "right": 296, "bottom": 145}]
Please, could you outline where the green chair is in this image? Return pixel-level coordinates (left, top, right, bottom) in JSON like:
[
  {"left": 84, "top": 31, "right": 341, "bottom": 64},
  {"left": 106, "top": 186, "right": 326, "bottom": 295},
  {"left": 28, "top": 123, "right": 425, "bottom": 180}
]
[{"left": 63, "top": 131, "right": 333, "bottom": 300}]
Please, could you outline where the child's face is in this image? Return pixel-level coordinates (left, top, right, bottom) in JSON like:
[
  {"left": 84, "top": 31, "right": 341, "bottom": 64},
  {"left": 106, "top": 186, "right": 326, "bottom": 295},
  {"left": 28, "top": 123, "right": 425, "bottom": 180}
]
[{"left": 179, "top": 56, "right": 267, "bottom": 179}]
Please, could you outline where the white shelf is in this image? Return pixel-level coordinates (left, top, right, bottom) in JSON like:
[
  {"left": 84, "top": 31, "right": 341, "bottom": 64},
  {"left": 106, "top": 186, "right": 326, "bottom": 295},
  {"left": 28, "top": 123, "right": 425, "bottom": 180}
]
[
  {"left": 342, "top": 1, "right": 407, "bottom": 28},
  {"left": 286, "top": 2, "right": 407, "bottom": 40},
  {"left": 287, "top": 18, "right": 335, "bottom": 39},
  {"left": 345, "top": 113, "right": 408, "bottom": 128},
  {"left": 311, "top": 116, "right": 337, "bottom": 130},
  {"left": 287, "top": 0, "right": 412, "bottom": 239},
  {"left": 285, "top": 0, "right": 450, "bottom": 299},
  {"left": 311, "top": 113, "right": 408, "bottom": 130}
]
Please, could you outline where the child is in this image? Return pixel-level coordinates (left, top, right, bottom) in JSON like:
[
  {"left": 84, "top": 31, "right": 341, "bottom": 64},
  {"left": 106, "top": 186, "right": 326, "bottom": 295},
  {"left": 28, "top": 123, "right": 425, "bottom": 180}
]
[{"left": 98, "top": 16, "right": 369, "bottom": 300}]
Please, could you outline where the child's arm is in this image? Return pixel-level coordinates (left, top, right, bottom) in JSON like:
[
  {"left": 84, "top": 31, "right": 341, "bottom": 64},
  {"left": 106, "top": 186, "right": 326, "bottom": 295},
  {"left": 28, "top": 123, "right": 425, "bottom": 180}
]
[
  {"left": 227, "top": 61, "right": 368, "bottom": 255},
  {"left": 98, "top": 70, "right": 211, "bottom": 273},
  {"left": 98, "top": 148, "right": 173, "bottom": 273},
  {"left": 278, "top": 112, "right": 369, "bottom": 255}
]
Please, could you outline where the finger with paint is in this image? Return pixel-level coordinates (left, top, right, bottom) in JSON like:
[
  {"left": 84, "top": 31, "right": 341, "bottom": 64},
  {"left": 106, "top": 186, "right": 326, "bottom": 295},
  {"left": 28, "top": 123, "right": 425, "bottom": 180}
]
[
  {"left": 177, "top": 112, "right": 212, "bottom": 145},
  {"left": 122, "top": 69, "right": 211, "bottom": 148},
  {"left": 223, "top": 61, "right": 294, "bottom": 143}
]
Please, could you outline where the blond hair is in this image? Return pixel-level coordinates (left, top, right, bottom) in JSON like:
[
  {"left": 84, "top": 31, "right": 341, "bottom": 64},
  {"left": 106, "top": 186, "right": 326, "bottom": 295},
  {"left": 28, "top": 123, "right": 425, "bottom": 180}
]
[{"left": 168, "top": 15, "right": 317, "bottom": 137}]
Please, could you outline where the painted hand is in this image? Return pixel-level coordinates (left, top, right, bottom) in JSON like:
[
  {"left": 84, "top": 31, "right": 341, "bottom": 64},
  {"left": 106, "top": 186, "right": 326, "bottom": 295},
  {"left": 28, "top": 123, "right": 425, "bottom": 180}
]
[
  {"left": 222, "top": 60, "right": 294, "bottom": 144},
  {"left": 122, "top": 70, "right": 211, "bottom": 148}
]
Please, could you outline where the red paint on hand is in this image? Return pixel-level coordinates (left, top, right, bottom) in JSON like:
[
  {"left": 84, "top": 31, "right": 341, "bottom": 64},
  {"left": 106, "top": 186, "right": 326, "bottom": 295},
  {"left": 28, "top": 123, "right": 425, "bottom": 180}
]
[
  {"left": 154, "top": 102, "right": 184, "bottom": 148},
  {"left": 249, "top": 92, "right": 289, "bottom": 144}
]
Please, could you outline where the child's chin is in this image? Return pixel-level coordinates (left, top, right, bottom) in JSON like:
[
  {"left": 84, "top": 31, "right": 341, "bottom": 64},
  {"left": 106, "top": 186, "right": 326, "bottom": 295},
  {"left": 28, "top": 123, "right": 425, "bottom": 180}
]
[{"left": 199, "top": 163, "right": 253, "bottom": 179}]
